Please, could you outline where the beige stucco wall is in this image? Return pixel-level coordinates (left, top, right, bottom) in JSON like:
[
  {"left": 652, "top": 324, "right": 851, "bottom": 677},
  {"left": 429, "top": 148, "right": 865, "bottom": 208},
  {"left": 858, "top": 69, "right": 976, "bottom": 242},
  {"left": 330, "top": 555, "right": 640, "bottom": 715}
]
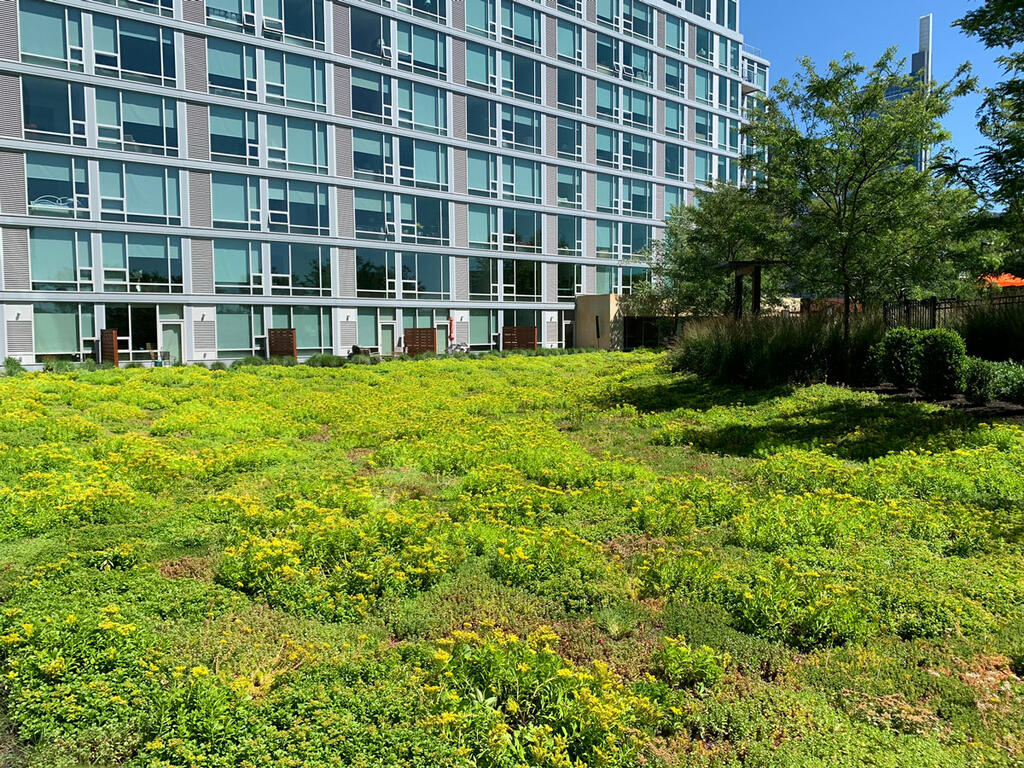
[{"left": 575, "top": 294, "right": 624, "bottom": 350}]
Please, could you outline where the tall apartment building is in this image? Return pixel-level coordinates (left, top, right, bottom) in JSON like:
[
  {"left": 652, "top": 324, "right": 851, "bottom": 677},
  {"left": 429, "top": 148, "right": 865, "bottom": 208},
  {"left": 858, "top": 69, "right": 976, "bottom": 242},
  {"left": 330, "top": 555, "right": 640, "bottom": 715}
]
[{"left": 0, "top": 0, "right": 768, "bottom": 365}]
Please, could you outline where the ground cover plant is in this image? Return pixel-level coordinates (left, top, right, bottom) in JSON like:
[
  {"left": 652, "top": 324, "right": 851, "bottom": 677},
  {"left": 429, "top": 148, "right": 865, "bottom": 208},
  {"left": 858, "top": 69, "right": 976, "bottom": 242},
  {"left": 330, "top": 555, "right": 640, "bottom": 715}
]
[{"left": 0, "top": 353, "right": 1021, "bottom": 767}]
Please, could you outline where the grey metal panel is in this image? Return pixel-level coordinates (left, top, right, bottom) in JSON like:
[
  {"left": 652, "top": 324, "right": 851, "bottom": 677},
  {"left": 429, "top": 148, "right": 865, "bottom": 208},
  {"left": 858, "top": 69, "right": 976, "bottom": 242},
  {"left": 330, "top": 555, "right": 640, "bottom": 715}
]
[
  {"left": 0, "top": 2, "right": 18, "bottom": 61},
  {"left": 334, "top": 65, "right": 351, "bottom": 118},
  {"left": 336, "top": 187, "right": 354, "bottom": 238},
  {"left": 686, "top": 106, "right": 695, "bottom": 142},
  {"left": 186, "top": 102, "right": 210, "bottom": 161},
  {"left": 654, "top": 100, "right": 665, "bottom": 133},
  {"left": 687, "top": 148, "right": 696, "bottom": 184},
  {"left": 337, "top": 247, "right": 356, "bottom": 298},
  {"left": 544, "top": 213, "right": 558, "bottom": 255},
  {"left": 584, "top": 124, "right": 596, "bottom": 165},
  {"left": 5, "top": 321, "right": 32, "bottom": 355},
  {"left": 585, "top": 2, "right": 596, "bottom": 22},
  {"left": 338, "top": 320, "right": 357, "bottom": 349},
  {"left": 453, "top": 257, "right": 469, "bottom": 301},
  {"left": 188, "top": 171, "right": 212, "bottom": 228},
  {"left": 540, "top": 264, "right": 557, "bottom": 307},
  {"left": 545, "top": 320, "right": 558, "bottom": 345},
  {"left": 584, "top": 172, "right": 595, "bottom": 212},
  {"left": 583, "top": 264, "right": 596, "bottom": 294},
  {"left": 184, "top": 34, "right": 207, "bottom": 93},
  {"left": 0, "top": 75, "right": 22, "bottom": 139},
  {"left": 193, "top": 320, "right": 216, "bottom": 350},
  {"left": 455, "top": 320, "right": 469, "bottom": 345},
  {"left": 335, "top": 126, "right": 353, "bottom": 177},
  {"left": 544, "top": 64, "right": 557, "bottom": 108},
  {"left": 182, "top": 0, "right": 206, "bottom": 24},
  {"left": 655, "top": 183, "right": 665, "bottom": 220},
  {"left": 585, "top": 31, "right": 596, "bottom": 70},
  {"left": 688, "top": 24, "right": 697, "bottom": 56},
  {"left": 584, "top": 217, "right": 595, "bottom": 257},
  {"left": 654, "top": 140, "right": 664, "bottom": 181},
  {"left": 657, "top": 55, "right": 666, "bottom": 91},
  {"left": 452, "top": 148, "right": 467, "bottom": 195},
  {"left": 687, "top": 64, "right": 695, "bottom": 98},
  {"left": 544, "top": 15, "right": 557, "bottom": 57},
  {"left": 0, "top": 152, "right": 26, "bottom": 216},
  {"left": 584, "top": 76, "right": 596, "bottom": 118},
  {"left": 3, "top": 228, "right": 29, "bottom": 291},
  {"left": 451, "top": 38, "right": 466, "bottom": 86},
  {"left": 451, "top": 93, "right": 466, "bottom": 140},
  {"left": 190, "top": 238, "right": 214, "bottom": 294},
  {"left": 544, "top": 164, "right": 558, "bottom": 207},
  {"left": 656, "top": 10, "right": 666, "bottom": 48},
  {"left": 544, "top": 114, "right": 557, "bottom": 158},
  {"left": 452, "top": 202, "right": 468, "bottom": 248},
  {"left": 451, "top": 0, "right": 465, "bottom": 29},
  {"left": 333, "top": 3, "right": 350, "bottom": 57}
]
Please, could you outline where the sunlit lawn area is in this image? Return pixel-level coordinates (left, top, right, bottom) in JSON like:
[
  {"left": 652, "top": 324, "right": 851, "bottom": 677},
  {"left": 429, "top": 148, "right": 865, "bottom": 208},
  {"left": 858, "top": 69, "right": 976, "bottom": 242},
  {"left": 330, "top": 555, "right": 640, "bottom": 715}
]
[{"left": 0, "top": 352, "right": 1021, "bottom": 767}]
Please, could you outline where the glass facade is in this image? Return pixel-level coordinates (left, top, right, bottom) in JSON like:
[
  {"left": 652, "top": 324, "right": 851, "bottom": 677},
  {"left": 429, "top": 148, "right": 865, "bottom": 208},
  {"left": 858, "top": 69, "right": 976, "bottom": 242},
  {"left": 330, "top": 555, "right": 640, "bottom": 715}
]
[{"left": 1, "top": 0, "right": 767, "bottom": 363}]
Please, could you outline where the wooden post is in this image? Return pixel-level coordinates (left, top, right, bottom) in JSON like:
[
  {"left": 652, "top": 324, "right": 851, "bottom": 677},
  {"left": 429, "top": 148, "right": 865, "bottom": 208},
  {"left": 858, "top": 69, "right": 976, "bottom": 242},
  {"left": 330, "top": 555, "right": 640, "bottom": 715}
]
[
  {"left": 100, "top": 329, "right": 119, "bottom": 366},
  {"left": 751, "top": 264, "right": 763, "bottom": 317},
  {"left": 930, "top": 296, "right": 938, "bottom": 329},
  {"left": 734, "top": 272, "right": 744, "bottom": 320}
]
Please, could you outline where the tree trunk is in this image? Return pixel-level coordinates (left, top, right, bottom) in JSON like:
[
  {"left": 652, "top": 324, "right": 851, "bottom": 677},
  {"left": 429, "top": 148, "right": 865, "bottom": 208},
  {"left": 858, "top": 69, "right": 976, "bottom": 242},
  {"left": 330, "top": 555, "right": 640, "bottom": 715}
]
[{"left": 843, "top": 282, "right": 852, "bottom": 384}]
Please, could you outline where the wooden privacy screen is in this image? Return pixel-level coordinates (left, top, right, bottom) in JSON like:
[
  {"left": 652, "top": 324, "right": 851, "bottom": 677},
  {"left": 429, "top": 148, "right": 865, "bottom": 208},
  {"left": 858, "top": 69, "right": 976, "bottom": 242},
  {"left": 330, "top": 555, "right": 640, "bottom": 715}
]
[
  {"left": 100, "top": 329, "right": 119, "bottom": 366},
  {"left": 405, "top": 328, "right": 437, "bottom": 357},
  {"left": 268, "top": 328, "right": 298, "bottom": 359},
  {"left": 502, "top": 326, "right": 538, "bottom": 351}
]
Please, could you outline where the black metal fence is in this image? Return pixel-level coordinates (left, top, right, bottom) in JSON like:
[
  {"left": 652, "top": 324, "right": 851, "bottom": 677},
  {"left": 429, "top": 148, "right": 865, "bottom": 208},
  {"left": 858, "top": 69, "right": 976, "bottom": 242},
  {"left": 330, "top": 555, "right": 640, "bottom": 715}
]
[{"left": 883, "top": 293, "right": 1024, "bottom": 330}]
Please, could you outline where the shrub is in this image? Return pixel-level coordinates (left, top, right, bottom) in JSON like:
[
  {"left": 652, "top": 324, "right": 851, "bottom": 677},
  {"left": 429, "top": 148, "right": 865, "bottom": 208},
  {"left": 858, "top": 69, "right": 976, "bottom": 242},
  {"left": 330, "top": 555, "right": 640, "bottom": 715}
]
[
  {"left": 3, "top": 357, "right": 25, "bottom": 376},
  {"left": 991, "top": 361, "right": 1024, "bottom": 404},
  {"left": 230, "top": 355, "right": 267, "bottom": 368},
  {"left": 878, "top": 327, "right": 922, "bottom": 390},
  {"left": 267, "top": 355, "right": 298, "bottom": 366},
  {"left": 652, "top": 635, "right": 729, "bottom": 691},
  {"left": 208, "top": 361, "right": 228, "bottom": 371},
  {"left": 349, "top": 354, "right": 379, "bottom": 366},
  {"left": 914, "top": 329, "right": 967, "bottom": 399},
  {"left": 305, "top": 353, "right": 347, "bottom": 368},
  {"left": 670, "top": 312, "right": 884, "bottom": 388},
  {"left": 963, "top": 358, "right": 995, "bottom": 406},
  {"left": 42, "top": 358, "right": 76, "bottom": 374}
]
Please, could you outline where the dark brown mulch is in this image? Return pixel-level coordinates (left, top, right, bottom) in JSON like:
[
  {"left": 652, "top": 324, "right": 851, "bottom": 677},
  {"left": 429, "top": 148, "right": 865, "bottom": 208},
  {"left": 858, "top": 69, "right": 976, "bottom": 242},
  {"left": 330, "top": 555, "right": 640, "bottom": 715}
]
[{"left": 863, "top": 385, "right": 1024, "bottom": 423}]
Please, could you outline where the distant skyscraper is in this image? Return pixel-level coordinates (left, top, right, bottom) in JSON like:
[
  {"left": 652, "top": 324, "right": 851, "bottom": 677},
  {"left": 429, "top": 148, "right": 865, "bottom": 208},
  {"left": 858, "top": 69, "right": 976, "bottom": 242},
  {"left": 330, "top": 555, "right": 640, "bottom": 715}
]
[{"left": 886, "top": 13, "right": 933, "bottom": 171}]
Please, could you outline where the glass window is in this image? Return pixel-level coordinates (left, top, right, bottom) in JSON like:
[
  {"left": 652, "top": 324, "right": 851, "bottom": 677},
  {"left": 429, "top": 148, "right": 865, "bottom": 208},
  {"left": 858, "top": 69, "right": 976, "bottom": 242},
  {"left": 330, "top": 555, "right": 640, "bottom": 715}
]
[
  {"left": 596, "top": 219, "right": 618, "bottom": 258},
  {"left": 665, "top": 185, "right": 684, "bottom": 215},
  {"left": 557, "top": 167, "right": 581, "bottom": 208},
  {"left": 596, "top": 81, "right": 619, "bottom": 122},
  {"left": 469, "top": 258, "right": 498, "bottom": 300},
  {"left": 501, "top": 105, "right": 540, "bottom": 153},
  {"left": 264, "top": 0, "right": 326, "bottom": 49},
  {"left": 557, "top": 118, "right": 582, "bottom": 162},
  {"left": 355, "top": 190, "right": 395, "bottom": 240},
  {"left": 468, "top": 150, "right": 498, "bottom": 197},
  {"left": 466, "top": 42, "right": 497, "bottom": 91},
  {"left": 501, "top": 0, "right": 540, "bottom": 51},
  {"left": 665, "top": 144, "right": 685, "bottom": 181},
  {"left": 212, "top": 173, "right": 261, "bottom": 230},
  {"left": 398, "top": 0, "right": 446, "bottom": 25},
  {"left": 623, "top": 133, "right": 651, "bottom": 173},
  {"left": 622, "top": 222, "right": 651, "bottom": 257},
  {"left": 622, "top": 88, "right": 651, "bottom": 129},
  {"left": 665, "top": 16, "right": 684, "bottom": 54},
  {"left": 466, "top": 0, "right": 496, "bottom": 38},
  {"left": 557, "top": 19, "right": 581, "bottom": 64},
  {"left": 98, "top": 162, "right": 180, "bottom": 225},
  {"left": 595, "top": 265, "right": 615, "bottom": 294},
  {"left": 695, "top": 68, "right": 713, "bottom": 105},
  {"left": 467, "top": 96, "right": 498, "bottom": 145},
  {"left": 208, "top": 39, "right": 258, "bottom": 100},
  {"left": 397, "top": 22, "right": 446, "bottom": 78},
  {"left": 623, "top": 179, "right": 651, "bottom": 217},
  {"left": 93, "top": 14, "right": 176, "bottom": 87},
  {"left": 398, "top": 137, "right": 448, "bottom": 190},
  {"left": 468, "top": 204, "right": 497, "bottom": 249},
  {"left": 501, "top": 157, "right": 540, "bottom": 203},
  {"left": 502, "top": 258, "right": 540, "bottom": 301},
  {"left": 350, "top": 8, "right": 391, "bottom": 63},
  {"left": 401, "top": 252, "right": 449, "bottom": 300},
  {"left": 695, "top": 108, "right": 713, "bottom": 145},
  {"left": 557, "top": 69, "right": 582, "bottom": 113},
  {"left": 621, "top": 266, "right": 649, "bottom": 294},
  {"left": 265, "top": 50, "right": 327, "bottom": 111},
  {"left": 127, "top": 234, "right": 182, "bottom": 292},
  {"left": 399, "top": 195, "right": 448, "bottom": 245},
  {"left": 557, "top": 261, "right": 582, "bottom": 298},
  {"left": 272, "top": 305, "right": 331, "bottom": 354},
  {"left": 96, "top": 88, "right": 178, "bottom": 156},
  {"left": 207, "top": 0, "right": 256, "bottom": 33},
  {"left": 210, "top": 106, "right": 259, "bottom": 165},
  {"left": 596, "top": 126, "right": 619, "bottom": 168},
  {"left": 397, "top": 80, "right": 447, "bottom": 134},
  {"left": 356, "top": 248, "right": 396, "bottom": 298},
  {"left": 30, "top": 228, "right": 92, "bottom": 291},
  {"left": 357, "top": 307, "right": 379, "bottom": 348},
  {"left": 267, "top": 115, "right": 328, "bottom": 173},
  {"left": 596, "top": 173, "right": 619, "bottom": 213},
  {"left": 666, "top": 59, "right": 685, "bottom": 96},
  {"left": 19, "top": 0, "right": 83, "bottom": 71},
  {"left": 501, "top": 208, "right": 541, "bottom": 253},
  {"left": 469, "top": 308, "right": 498, "bottom": 347},
  {"left": 267, "top": 180, "right": 330, "bottom": 235},
  {"left": 22, "top": 76, "right": 85, "bottom": 145},
  {"left": 501, "top": 52, "right": 541, "bottom": 102},
  {"left": 694, "top": 149, "right": 712, "bottom": 186},
  {"left": 216, "top": 304, "right": 262, "bottom": 358},
  {"left": 353, "top": 130, "right": 394, "bottom": 182},
  {"left": 352, "top": 69, "right": 393, "bottom": 124},
  {"left": 26, "top": 152, "right": 89, "bottom": 218},
  {"left": 557, "top": 215, "right": 581, "bottom": 256},
  {"left": 666, "top": 101, "right": 685, "bottom": 138},
  {"left": 34, "top": 302, "right": 92, "bottom": 359},
  {"left": 270, "top": 242, "right": 331, "bottom": 295},
  {"left": 214, "top": 239, "right": 262, "bottom": 294}
]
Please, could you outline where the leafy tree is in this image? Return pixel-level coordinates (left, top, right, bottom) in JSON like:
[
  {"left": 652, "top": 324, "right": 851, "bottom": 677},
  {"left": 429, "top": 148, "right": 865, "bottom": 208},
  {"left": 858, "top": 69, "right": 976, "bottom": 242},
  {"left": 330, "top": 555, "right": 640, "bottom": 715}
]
[
  {"left": 952, "top": 1, "right": 1024, "bottom": 274},
  {"left": 742, "top": 50, "right": 977, "bottom": 370},
  {"left": 623, "top": 184, "right": 786, "bottom": 322}
]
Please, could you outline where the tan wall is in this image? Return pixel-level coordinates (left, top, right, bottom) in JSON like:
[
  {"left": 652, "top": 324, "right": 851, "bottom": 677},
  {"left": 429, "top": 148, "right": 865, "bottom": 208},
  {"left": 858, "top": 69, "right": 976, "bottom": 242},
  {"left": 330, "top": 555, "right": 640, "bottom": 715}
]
[{"left": 574, "top": 294, "right": 624, "bottom": 350}]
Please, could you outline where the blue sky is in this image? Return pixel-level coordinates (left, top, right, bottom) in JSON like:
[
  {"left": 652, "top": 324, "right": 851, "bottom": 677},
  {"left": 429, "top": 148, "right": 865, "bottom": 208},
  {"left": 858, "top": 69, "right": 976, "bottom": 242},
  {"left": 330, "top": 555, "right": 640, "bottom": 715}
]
[{"left": 740, "top": 0, "right": 1009, "bottom": 161}]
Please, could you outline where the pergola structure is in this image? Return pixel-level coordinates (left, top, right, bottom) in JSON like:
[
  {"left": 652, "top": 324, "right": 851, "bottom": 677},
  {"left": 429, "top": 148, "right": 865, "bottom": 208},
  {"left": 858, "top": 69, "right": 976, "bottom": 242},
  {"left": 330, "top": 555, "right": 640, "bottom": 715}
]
[{"left": 717, "top": 260, "right": 782, "bottom": 319}]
